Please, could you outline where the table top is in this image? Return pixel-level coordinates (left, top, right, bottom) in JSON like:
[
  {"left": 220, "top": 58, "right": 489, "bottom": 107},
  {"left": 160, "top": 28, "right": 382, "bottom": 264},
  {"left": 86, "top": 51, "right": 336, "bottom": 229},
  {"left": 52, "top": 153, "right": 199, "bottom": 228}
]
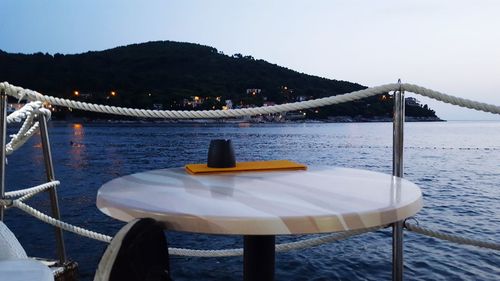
[{"left": 97, "top": 167, "right": 423, "bottom": 235}]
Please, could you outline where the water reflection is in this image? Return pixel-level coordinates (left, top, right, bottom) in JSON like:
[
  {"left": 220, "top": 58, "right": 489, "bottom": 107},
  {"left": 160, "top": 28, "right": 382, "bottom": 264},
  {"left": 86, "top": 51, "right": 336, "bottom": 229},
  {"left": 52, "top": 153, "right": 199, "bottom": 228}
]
[
  {"left": 69, "top": 123, "right": 86, "bottom": 169},
  {"left": 31, "top": 142, "right": 44, "bottom": 166},
  {"left": 72, "top": 123, "right": 84, "bottom": 136}
]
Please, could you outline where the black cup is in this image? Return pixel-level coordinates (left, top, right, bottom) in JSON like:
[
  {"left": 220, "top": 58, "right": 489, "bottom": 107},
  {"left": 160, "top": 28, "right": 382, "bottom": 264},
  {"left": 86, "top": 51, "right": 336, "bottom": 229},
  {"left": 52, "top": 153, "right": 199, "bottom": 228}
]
[{"left": 207, "top": 139, "right": 236, "bottom": 168}]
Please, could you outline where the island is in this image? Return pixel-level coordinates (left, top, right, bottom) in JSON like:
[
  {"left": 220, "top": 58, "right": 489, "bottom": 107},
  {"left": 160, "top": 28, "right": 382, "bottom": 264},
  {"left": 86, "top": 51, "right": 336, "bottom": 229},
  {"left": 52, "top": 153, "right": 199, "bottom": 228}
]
[{"left": 0, "top": 41, "right": 441, "bottom": 122}]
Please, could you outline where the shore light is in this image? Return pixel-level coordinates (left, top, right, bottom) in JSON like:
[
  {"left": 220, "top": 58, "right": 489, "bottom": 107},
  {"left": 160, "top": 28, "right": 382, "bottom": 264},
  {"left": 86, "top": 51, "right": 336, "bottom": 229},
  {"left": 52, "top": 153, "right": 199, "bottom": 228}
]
[
  {"left": 74, "top": 91, "right": 79, "bottom": 96},
  {"left": 111, "top": 91, "right": 117, "bottom": 97}
]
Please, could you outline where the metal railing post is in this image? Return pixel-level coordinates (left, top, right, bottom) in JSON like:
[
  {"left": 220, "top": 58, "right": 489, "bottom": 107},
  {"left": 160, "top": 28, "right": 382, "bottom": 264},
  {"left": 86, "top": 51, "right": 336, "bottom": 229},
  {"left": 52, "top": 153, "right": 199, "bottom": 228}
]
[
  {"left": 39, "top": 113, "right": 67, "bottom": 264},
  {"left": 0, "top": 90, "right": 7, "bottom": 221},
  {"left": 392, "top": 80, "right": 405, "bottom": 281}
]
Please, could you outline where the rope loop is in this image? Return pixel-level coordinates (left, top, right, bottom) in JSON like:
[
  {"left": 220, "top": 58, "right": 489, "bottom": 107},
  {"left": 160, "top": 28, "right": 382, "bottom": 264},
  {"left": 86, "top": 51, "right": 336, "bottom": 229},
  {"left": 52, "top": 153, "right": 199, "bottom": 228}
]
[
  {"left": 0, "top": 199, "right": 13, "bottom": 207},
  {"left": 403, "top": 216, "right": 420, "bottom": 227}
]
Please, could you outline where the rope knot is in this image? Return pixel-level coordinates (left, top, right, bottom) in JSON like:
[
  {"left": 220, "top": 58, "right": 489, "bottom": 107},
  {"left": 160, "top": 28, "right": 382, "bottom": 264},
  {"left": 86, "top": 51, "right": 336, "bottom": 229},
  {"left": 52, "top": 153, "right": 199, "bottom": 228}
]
[{"left": 0, "top": 199, "right": 13, "bottom": 207}]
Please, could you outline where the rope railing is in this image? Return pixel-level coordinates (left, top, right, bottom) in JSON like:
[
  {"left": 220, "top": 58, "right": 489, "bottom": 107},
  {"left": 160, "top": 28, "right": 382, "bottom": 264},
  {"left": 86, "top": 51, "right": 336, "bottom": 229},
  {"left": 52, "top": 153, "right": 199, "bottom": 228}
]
[
  {"left": 170, "top": 226, "right": 383, "bottom": 257},
  {"left": 404, "top": 222, "right": 500, "bottom": 251},
  {"left": 1, "top": 81, "right": 499, "bottom": 258},
  {"left": 6, "top": 101, "right": 49, "bottom": 123},
  {"left": 0, "top": 194, "right": 382, "bottom": 256},
  {"left": 9, "top": 199, "right": 113, "bottom": 243},
  {"left": 5, "top": 181, "right": 60, "bottom": 198},
  {"left": 3, "top": 191, "right": 499, "bottom": 256},
  {"left": 403, "top": 84, "right": 500, "bottom": 115},
  {"left": 1, "top": 82, "right": 499, "bottom": 119},
  {"left": 4, "top": 101, "right": 51, "bottom": 155}
]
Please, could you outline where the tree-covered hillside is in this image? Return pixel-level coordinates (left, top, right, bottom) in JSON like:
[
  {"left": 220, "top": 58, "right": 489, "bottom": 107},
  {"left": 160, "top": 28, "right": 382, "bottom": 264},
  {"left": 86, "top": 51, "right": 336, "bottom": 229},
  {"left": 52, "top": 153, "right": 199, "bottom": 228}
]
[{"left": 0, "top": 41, "right": 438, "bottom": 120}]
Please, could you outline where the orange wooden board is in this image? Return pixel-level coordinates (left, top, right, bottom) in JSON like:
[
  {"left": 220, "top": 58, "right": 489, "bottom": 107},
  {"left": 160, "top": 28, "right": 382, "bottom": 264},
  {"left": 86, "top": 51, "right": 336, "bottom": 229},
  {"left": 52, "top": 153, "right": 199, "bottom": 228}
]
[{"left": 185, "top": 160, "right": 307, "bottom": 175}]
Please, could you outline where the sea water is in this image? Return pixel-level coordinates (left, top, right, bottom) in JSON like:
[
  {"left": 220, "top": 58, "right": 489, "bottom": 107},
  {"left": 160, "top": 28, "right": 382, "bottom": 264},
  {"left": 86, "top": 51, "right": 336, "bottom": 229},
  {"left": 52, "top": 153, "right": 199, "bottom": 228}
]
[{"left": 4, "top": 121, "right": 500, "bottom": 280}]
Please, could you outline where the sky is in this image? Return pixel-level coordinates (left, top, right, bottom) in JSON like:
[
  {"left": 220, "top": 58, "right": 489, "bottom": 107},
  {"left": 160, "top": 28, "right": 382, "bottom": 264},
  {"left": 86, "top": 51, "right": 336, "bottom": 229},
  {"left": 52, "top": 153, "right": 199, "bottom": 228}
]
[{"left": 1, "top": 0, "right": 499, "bottom": 120}]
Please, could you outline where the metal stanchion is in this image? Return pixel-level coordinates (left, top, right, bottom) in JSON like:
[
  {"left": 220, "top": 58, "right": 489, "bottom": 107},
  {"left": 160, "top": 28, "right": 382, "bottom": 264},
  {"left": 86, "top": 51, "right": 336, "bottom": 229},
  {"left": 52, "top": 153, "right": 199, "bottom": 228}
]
[
  {"left": 392, "top": 80, "right": 405, "bottom": 281},
  {"left": 39, "top": 114, "right": 67, "bottom": 264},
  {"left": 0, "top": 90, "right": 7, "bottom": 221}
]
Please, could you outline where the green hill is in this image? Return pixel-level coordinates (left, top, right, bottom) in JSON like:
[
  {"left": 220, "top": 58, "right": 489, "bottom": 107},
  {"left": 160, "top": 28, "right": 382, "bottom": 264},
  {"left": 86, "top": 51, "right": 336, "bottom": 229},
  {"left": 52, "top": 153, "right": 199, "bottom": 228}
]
[{"left": 0, "top": 41, "right": 438, "bottom": 120}]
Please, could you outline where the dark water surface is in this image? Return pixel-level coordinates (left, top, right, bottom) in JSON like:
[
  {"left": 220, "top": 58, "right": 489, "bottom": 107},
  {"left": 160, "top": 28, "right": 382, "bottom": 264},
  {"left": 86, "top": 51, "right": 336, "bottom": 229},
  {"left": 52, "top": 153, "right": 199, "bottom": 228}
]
[{"left": 4, "top": 121, "right": 500, "bottom": 280}]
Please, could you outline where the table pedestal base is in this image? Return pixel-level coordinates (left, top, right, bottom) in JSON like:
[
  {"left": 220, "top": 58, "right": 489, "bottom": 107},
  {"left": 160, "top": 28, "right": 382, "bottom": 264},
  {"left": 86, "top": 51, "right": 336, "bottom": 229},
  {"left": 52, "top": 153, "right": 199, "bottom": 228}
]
[{"left": 244, "top": 235, "right": 275, "bottom": 281}]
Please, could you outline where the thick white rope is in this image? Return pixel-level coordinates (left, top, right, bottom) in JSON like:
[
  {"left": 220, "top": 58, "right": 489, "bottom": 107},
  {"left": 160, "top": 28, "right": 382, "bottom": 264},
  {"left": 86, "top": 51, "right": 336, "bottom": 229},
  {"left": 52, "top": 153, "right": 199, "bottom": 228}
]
[
  {"left": 10, "top": 200, "right": 113, "bottom": 243},
  {"left": 405, "top": 222, "right": 500, "bottom": 251},
  {"left": 0, "top": 195, "right": 382, "bottom": 256},
  {"left": 4, "top": 181, "right": 60, "bottom": 198},
  {"left": 16, "top": 186, "right": 44, "bottom": 202},
  {"left": 4, "top": 101, "right": 50, "bottom": 155},
  {"left": 6, "top": 119, "right": 40, "bottom": 155},
  {"left": 1, "top": 82, "right": 499, "bottom": 118},
  {"left": 403, "top": 84, "right": 500, "bottom": 115},
  {"left": 6, "top": 101, "right": 41, "bottom": 123},
  {"left": 6, "top": 111, "right": 35, "bottom": 155},
  {"left": 6, "top": 122, "right": 40, "bottom": 155},
  {"left": 171, "top": 226, "right": 382, "bottom": 257},
  {"left": 274, "top": 226, "right": 381, "bottom": 252},
  {"left": 2, "top": 192, "right": 499, "bottom": 255},
  {"left": 0, "top": 82, "right": 397, "bottom": 118}
]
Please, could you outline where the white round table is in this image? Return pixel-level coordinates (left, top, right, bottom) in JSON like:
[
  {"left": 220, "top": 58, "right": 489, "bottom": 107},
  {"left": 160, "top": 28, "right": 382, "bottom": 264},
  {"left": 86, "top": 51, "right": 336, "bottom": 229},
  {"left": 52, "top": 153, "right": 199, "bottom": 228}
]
[{"left": 97, "top": 166, "right": 423, "bottom": 281}]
